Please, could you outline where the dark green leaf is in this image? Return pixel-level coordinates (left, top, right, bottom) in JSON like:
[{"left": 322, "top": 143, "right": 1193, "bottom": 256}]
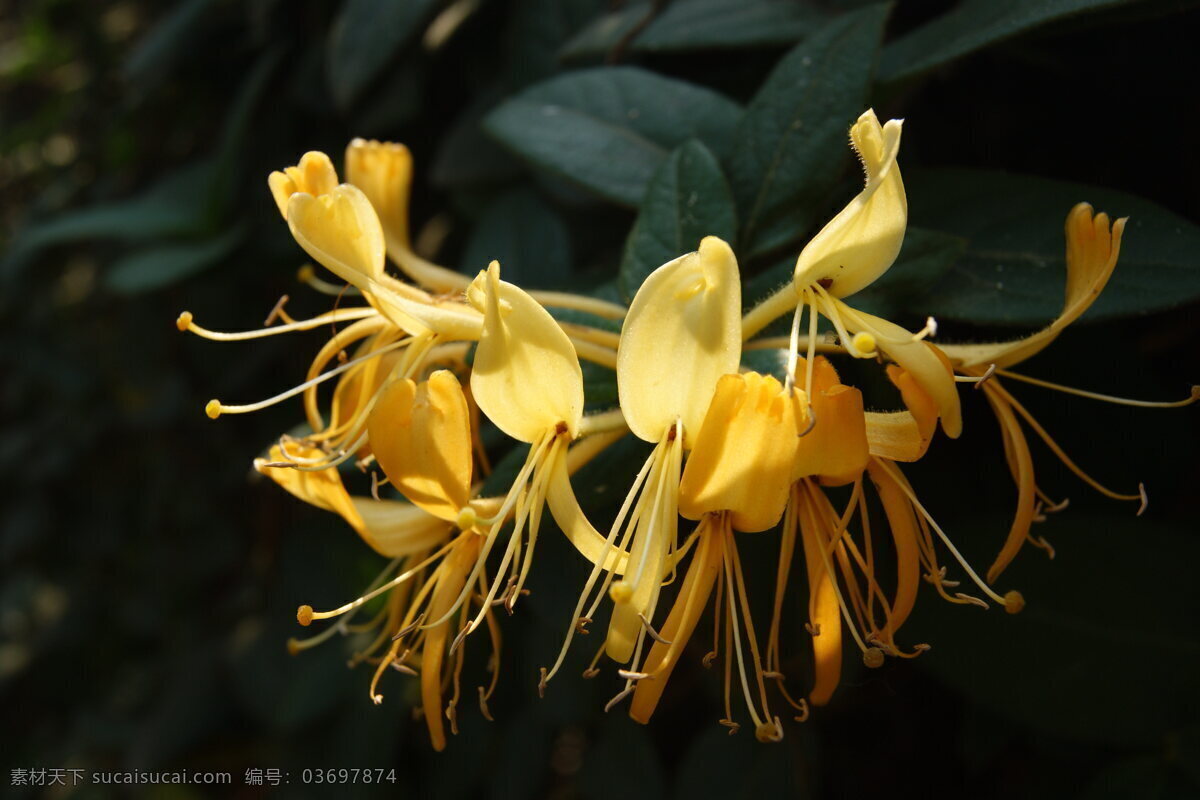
[
  {"left": 508, "top": 0, "right": 605, "bottom": 86},
  {"left": 916, "top": 514, "right": 1200, "bottom": 747},
  {"left": 483, "top": 67, "right": 742, "bottom": 207},
  {"left": 327, "top": 0, "right": 440, "bottom": 108},
  {"left": 105, "top": 225, "right": 247, "bottom": 293},
  {"left": 461, "top": 187, "right": 572, "bottom": 287},
  {"left": 729, "top": 4, "right": 889, "bottom": 259},
  {"left": 432, "top": 89, "right": 524, "bottom": 189},
  {"left": 850, "top": 228, "right": 967, "bottom": 319},
  {"left": 619, "top": 140, "right": 737, "bottom": 301},
  {"left": 881, "top": 0, "right": 1135, "bottom": 85},
  {"left": 907, "top": 168, "right": 1200, "bottom": 324},
  {"left": 2, "top": 161, "right": 216, "bottom": 279},
  {"left": 562, "top": 0, "right": 823, "bottom": 59}
]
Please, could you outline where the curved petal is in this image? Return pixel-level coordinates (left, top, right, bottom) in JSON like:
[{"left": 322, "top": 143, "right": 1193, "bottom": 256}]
[
  {"left": 832, "top": 300, "right": 962, "bottom": 439},
  {"left": 794, "top": 109, "right": 906, "bottom": 298},
  {"left": 287, "top": 184, "right": 385, "bottom": 287},
  {"left": 679, "top": 372, "right": 798, "bottom": 531},
  {"left": 349, "top": 498, "right": 454, "bottom": 557},
  {"left": 255, "top": 444, "right": 451, "bottom": 557},
  {"left": 865, "top": 364, "right": 939, "bottom": 462},
  {"left": 942, "top": 204, "right": 1126, "bottom": 369},
  {"left": 618, "top": 236, "right": 742, "bottom": 443},
  {"left": 268, "top": 151, "right": 339, "bottom": 218},
  {"left": 469, "top": 262, "right": 584, "bottom": 442},
  {"left": 367, "top": 370, "right": 473, "bottom": 521}
]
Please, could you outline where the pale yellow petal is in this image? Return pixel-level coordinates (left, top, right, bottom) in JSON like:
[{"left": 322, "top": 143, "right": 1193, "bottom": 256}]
[
  {"left": 469, "top": 261, "right": 584, "bottom": 442},
  {"left": 617, "top": 236, "right": 742, "bottom": 443},
  {"left": 942, "top": 204, "right": 1126, "bottom": 369},
  {"left": 255, "top": 444, "right": 451, "bottom": 558},
  {"left": 256, "top": 444, "right": 364, "bottom": 529},
  {"left": 268, "top": 151, "right": 339, "bottom": 218},
  {"left": 833, "top": 300, "right": 962, "bottom": 438},
  {"left": 367, "top": 370, "right": 473, "bottom": 521},
  {"left": 287, "top": 184, "right": 385, "bottom": 287},
  {"left": 794, "top": 109, "right": 906, "bottom": 298},
  {"left": 349, "top": 498, "right": 454, "bottom": 557}
]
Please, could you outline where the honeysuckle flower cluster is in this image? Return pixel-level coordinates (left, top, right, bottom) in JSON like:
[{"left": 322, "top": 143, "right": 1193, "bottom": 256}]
[{"left": 179, "top": 111, "right": 1196, "bottom": 750}]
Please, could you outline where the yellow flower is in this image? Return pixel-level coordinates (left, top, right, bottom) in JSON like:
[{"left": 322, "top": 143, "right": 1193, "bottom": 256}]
[
  {"left": 631, "top": 371, "right": 803, "bottom": 740},
  {"left": 743, "top": 108, "right": 961, "bottom": 439},
  {"left": 540, "top": 236, "right": 741, "bottom": 704},
  {"left": 411, "top": 260, "right": 621, "bottom": 653},
  {"left": 940, "top": 204, "right": 1196, "bottom": 581}
]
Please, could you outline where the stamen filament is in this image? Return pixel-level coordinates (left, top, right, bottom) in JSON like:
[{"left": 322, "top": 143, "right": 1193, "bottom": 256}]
[
  {"left": 872, "top": 459, "right": 1009, "bottom": 606},
  {"left": 995, "top": 369, "right": 1200, "bottom": 408},
  {"left": 208, "top": 339, "right": 409, "bottom": 417},
  {"left": 177, "top": 306, "right": 377, "bottom": 341}
]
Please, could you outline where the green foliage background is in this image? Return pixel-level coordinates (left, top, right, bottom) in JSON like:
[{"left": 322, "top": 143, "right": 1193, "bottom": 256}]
[{"left": 2, "top": 1, "right": 1199, "bottom": 797}]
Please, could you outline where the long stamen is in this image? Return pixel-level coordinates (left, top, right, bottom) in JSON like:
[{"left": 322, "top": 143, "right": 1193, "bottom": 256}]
[
  {"left": 784, "top": 300, "right": 805, "bottom": 394},
  {"left": 805, "top": 291, "right": 819, "bottom": 396},
  {"left": 995, "top": 369, "right": 1200, "bottom": 408},
  {"left": 992, "top": 381, "right": 1145, "bottom": 507},
  {"left": 296, "top": 542, "right": 456, "bottom": 626},
  {"left": 872, "top": 459, "right": 1014, "bottom": 608},
  {"left": 541, "top": 447, "right": 654, "bottom": 686},
  {"left": 206, "top": 339, "right": 409, "bottom": 418},
  {"left": 176, "top": 307, "right": 377, "bottom": 341}
]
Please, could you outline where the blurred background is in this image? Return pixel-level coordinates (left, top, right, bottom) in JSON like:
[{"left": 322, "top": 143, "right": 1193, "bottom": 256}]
[{"left": 3, "top": 0, "right": 1199, "bottom": 797}]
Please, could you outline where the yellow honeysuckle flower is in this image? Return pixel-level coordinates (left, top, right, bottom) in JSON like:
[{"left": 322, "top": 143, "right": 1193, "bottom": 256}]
[
  {"left": 793, "top": 109, "right": 906, "bottom": 298},
  {"left": 631, "top": 371, "right": 803, "bottom": 740},
  {"left": 538, "top": 236, "right": 742, "bottom": 715},
  {"left": 608, "top": 237, "right": 740, "bottom": 657},
  {"left": 391, "top": 260, "right": 615, "bottom": 659},
  {"left": 937, "top": 204, "right": 1197, "bottom": 582},
  {"left": 742, "top": 108, "right": 961, "bottom": 440}
]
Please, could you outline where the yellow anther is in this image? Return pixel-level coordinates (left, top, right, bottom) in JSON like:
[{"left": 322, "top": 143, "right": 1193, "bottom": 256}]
[
  {"left": 297, "top": 264, "right": 315, "bottom": 282},
  {"left": 1004, "top": 590, "right": 1025, "bottom": 615},
  {"left": 851, "top": 331, "right": 876, "bottom": 356},
  {"left": 205, "top": 399, "right": 222, "bottom": 419},
  {"left": 176, "top": 311, "right": 193, "bottom": 331},
  {"left": 863, "top": 647, "right": 885, "bottom": 668},
  {"left": 455, "top": 506, "right": 478, "bottom": 531},
  {"left": 286, "top": 639, "right": 302, "bottom": 656},
  {"left": 609, "top": 580, "right": 633, "bottom": 604},
  {"left": 297, "top": 605, "right": 314, "bottom": 626}
]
